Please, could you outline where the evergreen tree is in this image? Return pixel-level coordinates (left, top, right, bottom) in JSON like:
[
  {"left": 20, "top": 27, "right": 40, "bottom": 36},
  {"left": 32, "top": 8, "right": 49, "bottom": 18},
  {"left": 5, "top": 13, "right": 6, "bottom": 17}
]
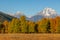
[{"left": 46, "top": 20, "right": 51, "bottom": 33}]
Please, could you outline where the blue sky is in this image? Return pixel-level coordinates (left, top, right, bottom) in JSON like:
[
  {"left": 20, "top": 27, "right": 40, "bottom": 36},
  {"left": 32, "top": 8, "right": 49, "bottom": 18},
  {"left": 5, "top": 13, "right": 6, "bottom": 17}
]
[{"left": 0, "top": 0, "right": 60, "bottom": 17}]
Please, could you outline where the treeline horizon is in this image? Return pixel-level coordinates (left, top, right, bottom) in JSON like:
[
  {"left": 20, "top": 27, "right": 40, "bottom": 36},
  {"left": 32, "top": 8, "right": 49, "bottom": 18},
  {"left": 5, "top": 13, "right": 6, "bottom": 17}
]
[{"left": 0, "top": 16, "right": 60, "bottom": 33}]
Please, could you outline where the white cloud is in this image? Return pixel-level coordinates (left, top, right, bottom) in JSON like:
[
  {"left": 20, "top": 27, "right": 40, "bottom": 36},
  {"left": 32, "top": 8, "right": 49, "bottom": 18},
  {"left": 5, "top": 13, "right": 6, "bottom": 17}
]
[
  {"left": 27, "top": 16, "right": 32, "bottom": 18},
  {"left": 8, "top": 11, "right": 25, "bottom": 18},
  {"left": 15, "top": 11, "right": 24, "bottom": 16}
]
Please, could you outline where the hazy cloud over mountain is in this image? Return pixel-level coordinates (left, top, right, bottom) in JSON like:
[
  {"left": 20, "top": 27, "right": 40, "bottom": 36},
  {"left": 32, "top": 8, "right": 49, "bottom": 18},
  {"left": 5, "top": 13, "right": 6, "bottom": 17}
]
[{"left": 8, "top": 11, "right": 25, "bottom": 18}]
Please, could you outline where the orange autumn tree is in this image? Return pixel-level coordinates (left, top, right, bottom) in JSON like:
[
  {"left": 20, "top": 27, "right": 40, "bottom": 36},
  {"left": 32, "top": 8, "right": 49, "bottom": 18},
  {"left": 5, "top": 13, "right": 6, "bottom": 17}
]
[
  {"left": 37, "top": 18, "right": 51, "bottom": 33},
  {"left": 55, "top": 16, "right": 60, "bottom": 33},
  {"left": 28, "top": 21, "right": 36, "bottom": 33},
  {"left": 8, "top": 18, "right": 21, "bottom": 33},
  {"left": 3, "top": 20, "right": 9, "bottom": 33},
  {"left": 8, "top": 18, "right": 16, "bottom": 33},
  {"left": 50, "top": 18, "right": 57, "bottom": 33},
  {"left": 20, "top": 16, "right": 28, "bottom": 33}
]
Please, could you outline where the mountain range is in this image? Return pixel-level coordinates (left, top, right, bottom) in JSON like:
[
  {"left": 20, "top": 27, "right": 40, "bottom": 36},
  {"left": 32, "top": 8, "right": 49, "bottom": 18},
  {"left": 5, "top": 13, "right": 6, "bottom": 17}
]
[
  {"left": 27, "top": 8, "right": 57, "bottom": 21},
  {"left": 0, "top": 12, "right": 15, "bottom": 22},
  {"left": 0, "top": 8, "right": 58, "bottom": 22}
]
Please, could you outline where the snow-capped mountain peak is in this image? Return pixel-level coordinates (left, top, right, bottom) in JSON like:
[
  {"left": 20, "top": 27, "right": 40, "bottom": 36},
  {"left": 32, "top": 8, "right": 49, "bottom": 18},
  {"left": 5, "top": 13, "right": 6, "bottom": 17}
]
[
  {"left": 29, "top": 8, "right": 58, "bottom": 21},
  {"left": 38, "top": 8, "right": 57, "bottom": 17}
]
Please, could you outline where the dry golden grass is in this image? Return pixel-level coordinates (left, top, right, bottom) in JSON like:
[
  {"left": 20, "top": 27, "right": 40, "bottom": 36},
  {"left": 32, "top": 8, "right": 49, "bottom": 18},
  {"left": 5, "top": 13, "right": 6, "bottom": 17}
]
[{"left": 0, "top": 34, "right": 60, "bottom": 40}]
